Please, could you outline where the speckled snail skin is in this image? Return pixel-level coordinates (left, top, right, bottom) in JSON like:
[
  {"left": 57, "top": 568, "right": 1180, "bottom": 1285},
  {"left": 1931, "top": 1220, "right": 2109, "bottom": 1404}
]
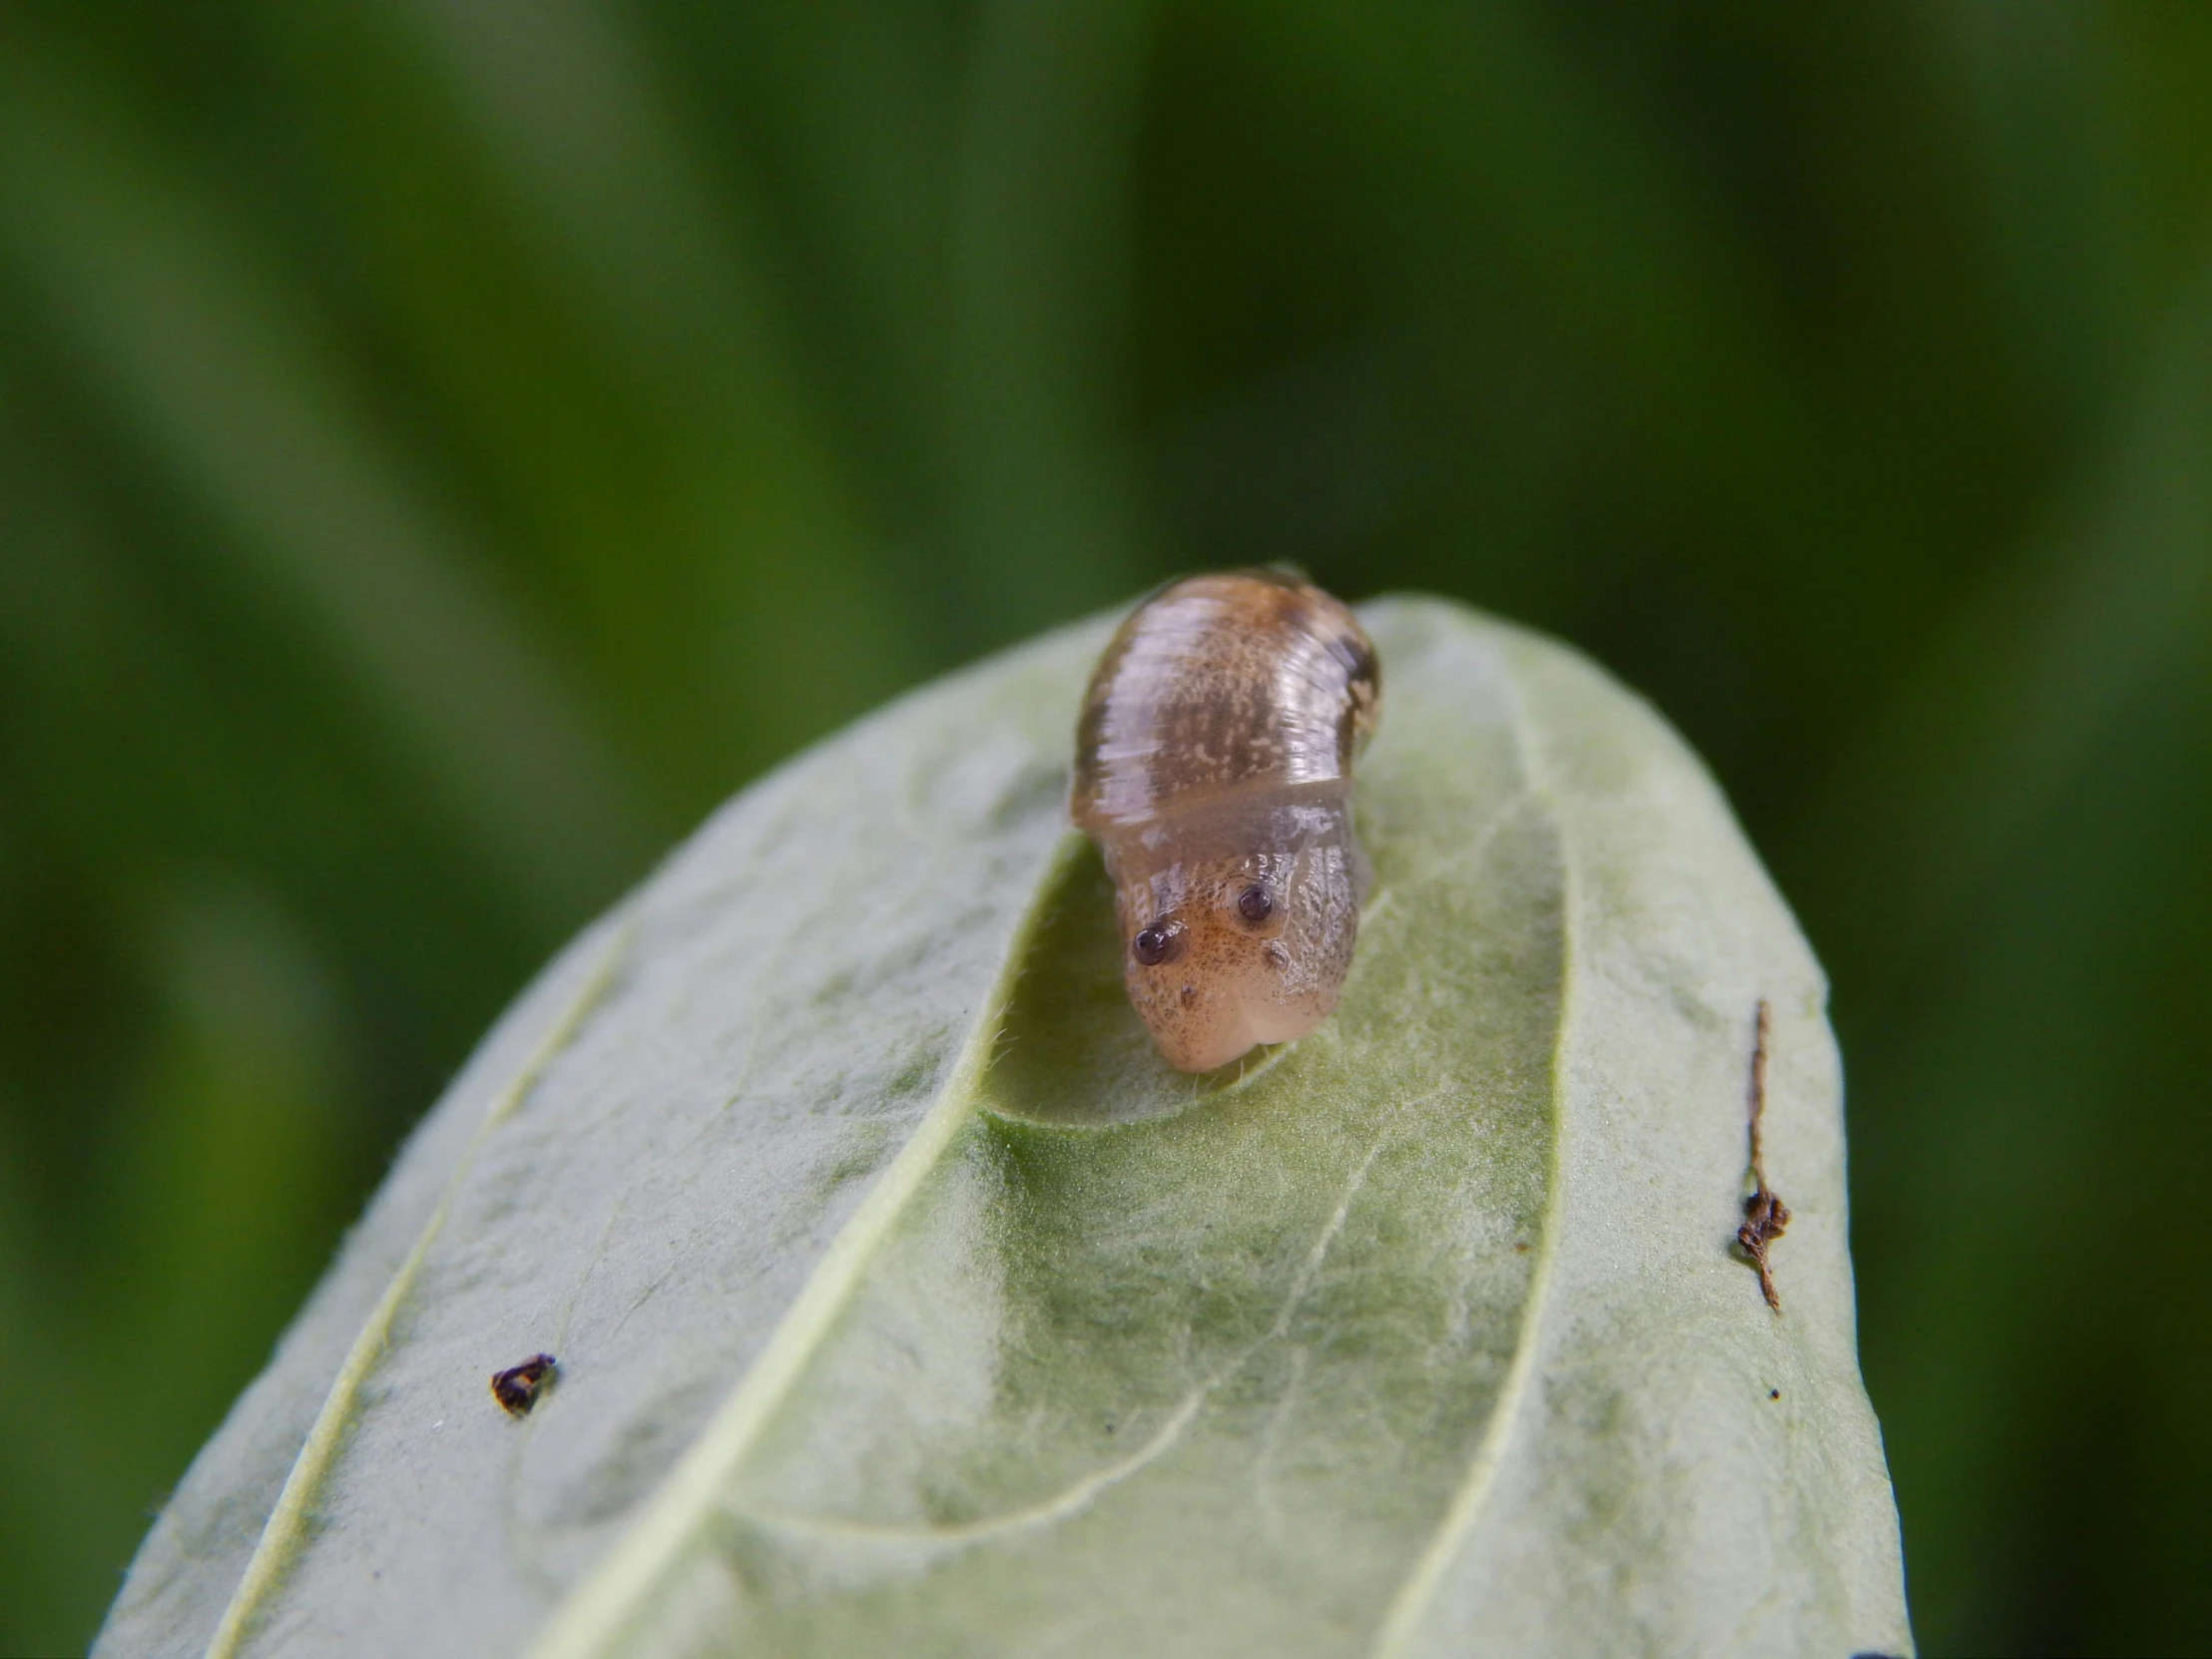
[{"left": 1071, "top": 570, "right": 1381, "bottom": 1072}]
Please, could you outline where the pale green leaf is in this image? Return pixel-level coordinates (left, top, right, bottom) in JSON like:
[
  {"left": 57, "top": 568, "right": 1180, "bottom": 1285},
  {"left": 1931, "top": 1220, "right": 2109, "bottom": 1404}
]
[{"left": 95, "top": 599, "right": 1911, "bottom": 1659}]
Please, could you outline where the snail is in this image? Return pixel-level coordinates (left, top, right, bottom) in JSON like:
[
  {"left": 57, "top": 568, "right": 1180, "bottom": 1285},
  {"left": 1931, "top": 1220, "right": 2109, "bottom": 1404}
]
[{"left": 1071, "top": 569, "right": 1380, "bottom": 1072}]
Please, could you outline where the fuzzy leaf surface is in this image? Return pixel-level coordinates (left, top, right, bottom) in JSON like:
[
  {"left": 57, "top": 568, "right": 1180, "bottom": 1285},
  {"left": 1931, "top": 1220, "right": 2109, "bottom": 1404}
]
[{"left": 97, "top": 600, "right": 1912, "bottom": 1659}]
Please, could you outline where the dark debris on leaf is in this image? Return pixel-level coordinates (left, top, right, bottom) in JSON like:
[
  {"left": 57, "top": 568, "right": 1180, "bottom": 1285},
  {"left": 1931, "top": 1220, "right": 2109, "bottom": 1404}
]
[
  {"left": 491, "top": 1354, "right": 557, "bottom": 1416},
  {"left": 1734, "top": 1001, "right": 1790, "bottom": 1313}
]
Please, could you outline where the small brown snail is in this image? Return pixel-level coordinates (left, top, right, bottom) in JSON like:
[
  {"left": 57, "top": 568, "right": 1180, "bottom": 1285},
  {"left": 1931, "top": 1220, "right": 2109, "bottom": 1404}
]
[{"left": 1071, "top": 570, "right": 1380, "bottom": 1071}]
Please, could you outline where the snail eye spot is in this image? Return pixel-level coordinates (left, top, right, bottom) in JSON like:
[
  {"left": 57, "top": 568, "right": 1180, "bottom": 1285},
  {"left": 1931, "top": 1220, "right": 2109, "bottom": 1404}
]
[
  {"left": 1236, "top": 884, "right": 1275, "bottom": 924},
  {"left": 1133, "top": 923, "right": 1178, "bottom": 966}
]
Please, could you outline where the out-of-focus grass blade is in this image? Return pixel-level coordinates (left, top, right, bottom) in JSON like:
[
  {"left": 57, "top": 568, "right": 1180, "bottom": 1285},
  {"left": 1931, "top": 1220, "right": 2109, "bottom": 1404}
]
[
  {"left": 1239, "top": 0, "right": 1824, "bottom": 532},
  {"left": 0, "top": 35, "right": 659, "bottom": 923},
  {"left": 1789, "top": 263, "right": 2212, "bottom": 985},
  {"left": 943, "top": 0, "right": 1155, "bottom": 640},
  {"left": 381, "top": 0, "right": 931, "bottom": 778}
]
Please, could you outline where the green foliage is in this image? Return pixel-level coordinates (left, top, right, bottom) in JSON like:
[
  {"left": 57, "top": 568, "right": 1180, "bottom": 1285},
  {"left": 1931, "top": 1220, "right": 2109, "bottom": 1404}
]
[
  {"left": 97, "top": 604, "right": 1909, "bottom": 1658},
  {"left": 2, "top": 2, "right": 2209, "bottom": 1653}
]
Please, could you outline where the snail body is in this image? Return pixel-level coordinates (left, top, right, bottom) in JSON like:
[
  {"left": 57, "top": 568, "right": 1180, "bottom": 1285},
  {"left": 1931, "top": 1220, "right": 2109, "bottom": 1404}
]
[{"left": 1071, "top": 570, "right": 1380, "bottom": 1071}]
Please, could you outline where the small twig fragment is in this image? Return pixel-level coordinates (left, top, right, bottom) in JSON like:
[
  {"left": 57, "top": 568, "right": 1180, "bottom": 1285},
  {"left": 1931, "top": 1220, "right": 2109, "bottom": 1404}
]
[
  {"left": 491, "top": 1354, "right": 558, "bottom": 1416},
  {"left": 1736, "top": 1000, "right": 1791, "bottom": 1313}
]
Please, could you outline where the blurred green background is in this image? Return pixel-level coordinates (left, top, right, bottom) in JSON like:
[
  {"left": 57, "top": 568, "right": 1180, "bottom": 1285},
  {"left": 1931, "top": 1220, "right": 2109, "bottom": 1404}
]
[{"left": 0, "top": 2, "right": 2206, "bottom": 1653}]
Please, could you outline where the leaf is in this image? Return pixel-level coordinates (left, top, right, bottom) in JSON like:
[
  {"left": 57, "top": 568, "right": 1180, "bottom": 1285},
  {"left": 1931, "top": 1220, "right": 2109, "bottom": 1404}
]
[{"left": 95, "top": 599, "right": 1912, "bottom": 1659}]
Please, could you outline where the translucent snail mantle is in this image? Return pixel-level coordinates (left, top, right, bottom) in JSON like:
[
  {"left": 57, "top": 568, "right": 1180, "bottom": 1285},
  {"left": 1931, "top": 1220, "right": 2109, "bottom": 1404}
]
[{"left": 1070, "top": 570, "right": 1380, "bottom": 1072}]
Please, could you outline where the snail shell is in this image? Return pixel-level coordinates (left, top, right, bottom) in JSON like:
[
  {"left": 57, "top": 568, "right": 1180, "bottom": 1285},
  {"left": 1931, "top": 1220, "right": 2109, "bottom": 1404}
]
[{"left": 1071, "top": 570, "right": 1380, "bottom": 1071}]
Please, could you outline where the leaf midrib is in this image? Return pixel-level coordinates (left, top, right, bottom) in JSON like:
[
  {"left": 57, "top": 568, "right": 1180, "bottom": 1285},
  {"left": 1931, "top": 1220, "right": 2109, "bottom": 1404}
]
[
  {"left": 538, "top": 620, "right": 1578, "bottom": 1659},
  {"left": 526, "top": 832, "right": 1092, "bottom": 1659}
]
